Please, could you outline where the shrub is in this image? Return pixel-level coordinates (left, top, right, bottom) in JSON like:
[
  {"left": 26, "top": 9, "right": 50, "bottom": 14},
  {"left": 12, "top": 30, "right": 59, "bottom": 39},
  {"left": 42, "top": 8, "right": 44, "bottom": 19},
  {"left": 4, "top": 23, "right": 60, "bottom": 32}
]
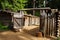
[{"left": 0, "top": 22, "right": 9, "bottom": 31}]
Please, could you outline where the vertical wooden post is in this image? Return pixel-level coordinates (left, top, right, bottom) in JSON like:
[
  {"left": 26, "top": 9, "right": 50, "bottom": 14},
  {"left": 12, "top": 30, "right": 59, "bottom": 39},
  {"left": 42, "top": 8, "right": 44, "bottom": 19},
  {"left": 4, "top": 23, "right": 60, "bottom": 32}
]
[
  {"left": 46, "top": 10, "right": 49, "bottom": 36},
  {"left": 33, "top": 0, "right": 36, "bottom": 15},
  {"left": 11, "top": 13, "right": 14, "bottom": 28},
  {"left": 28, "top": 16, "right": 30, "bottom": 26},
  {"left": 44, "top": 10, "right": 47, "bottom": 37},
  {"left": 50, "top": 18, "right": 52, "bottom": 36},
  {"left": 52, "top": 16, "right": 55, "bottom": 36},
  {"left": 39, "top": 10, "right": 43, "bottom": 31},
  {"left": 29, "top": 16, "right": 32, "bottom": 25},
  {"left": 51, "top": 9, "right": 54, "bottom": 36},
  {"left": 30, "top": 17, "right": 32, "bottom": 25},
  {"left": 39, "top": 10, "right": 41, "bottom": 31},
  {"left": 48, "top": 15, "right": 50, "bottom": 35}
]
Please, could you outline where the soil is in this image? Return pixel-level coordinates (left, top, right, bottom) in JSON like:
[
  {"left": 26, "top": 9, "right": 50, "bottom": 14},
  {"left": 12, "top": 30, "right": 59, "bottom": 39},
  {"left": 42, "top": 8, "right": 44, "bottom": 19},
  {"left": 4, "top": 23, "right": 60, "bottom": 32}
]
[{"left": 0, "top": 31, "right": 54, "bottom": 40}]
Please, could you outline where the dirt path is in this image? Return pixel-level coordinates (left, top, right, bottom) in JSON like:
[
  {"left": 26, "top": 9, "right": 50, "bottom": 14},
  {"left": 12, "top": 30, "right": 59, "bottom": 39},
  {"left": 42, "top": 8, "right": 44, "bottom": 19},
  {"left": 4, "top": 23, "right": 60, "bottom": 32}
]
[{"left": 0, "top": 31, "right": 53, "bottom": 40}]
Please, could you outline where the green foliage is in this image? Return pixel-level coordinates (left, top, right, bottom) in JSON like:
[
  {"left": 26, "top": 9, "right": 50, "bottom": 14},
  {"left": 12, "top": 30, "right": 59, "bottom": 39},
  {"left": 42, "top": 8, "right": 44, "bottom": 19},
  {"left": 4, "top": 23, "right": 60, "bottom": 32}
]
[
  {"left": 0, "top": 0, "right": 28, "bottom": 12},
  {"left": 35, "top": 10, "right": 40, "bottom": 16},
  {"left": 56, "top": 37, "right": 60, "bottom": 40},
  {"left": 0, "top": 22, "right": 9, "bottom": 31},
  {"left": 36, "top": 0, "right": 44, "bottom": 8},
  {"left": 25, "top": 0, "right": 33, "bottom": 8},
  {"left": 47, "top": 0, "right": 60, "bottom": 9},
  {"left": 25, "top": 0, "right": 44, "bottom": 8}
]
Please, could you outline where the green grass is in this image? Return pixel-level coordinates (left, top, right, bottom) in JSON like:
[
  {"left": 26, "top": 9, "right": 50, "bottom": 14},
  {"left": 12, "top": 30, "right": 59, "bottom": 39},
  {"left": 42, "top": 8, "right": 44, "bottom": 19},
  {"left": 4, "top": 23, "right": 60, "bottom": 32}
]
[
  {"left": 56, "top": 37, "right": 60, "bottom": 40},
  {"left": 0, "top": 22, "right": 9, "bottom": 31},
  {"left": 0, "top": 26, "right": 9, "bottom": 30}
]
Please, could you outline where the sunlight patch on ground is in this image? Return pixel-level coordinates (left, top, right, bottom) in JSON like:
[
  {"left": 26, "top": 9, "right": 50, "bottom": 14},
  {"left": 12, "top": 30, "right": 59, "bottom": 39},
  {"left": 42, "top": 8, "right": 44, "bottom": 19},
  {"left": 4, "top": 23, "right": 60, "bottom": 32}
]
[
  {"left": 18, "top": 36, "right": 32, "bottom": 40},
  {"left": 0, "top": 31, "right": 15, "bottom": 35}
]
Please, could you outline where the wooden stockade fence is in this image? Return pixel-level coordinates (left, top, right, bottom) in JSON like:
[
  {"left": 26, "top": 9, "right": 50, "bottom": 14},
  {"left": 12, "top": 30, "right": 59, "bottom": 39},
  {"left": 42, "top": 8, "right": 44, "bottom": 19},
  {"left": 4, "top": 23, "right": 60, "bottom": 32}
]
[
  {"left": 40, "top": 9, "right": 58, "bottom": 37},
  {"left": 0, "top": 11, "right": 12, "bottom": 26}
]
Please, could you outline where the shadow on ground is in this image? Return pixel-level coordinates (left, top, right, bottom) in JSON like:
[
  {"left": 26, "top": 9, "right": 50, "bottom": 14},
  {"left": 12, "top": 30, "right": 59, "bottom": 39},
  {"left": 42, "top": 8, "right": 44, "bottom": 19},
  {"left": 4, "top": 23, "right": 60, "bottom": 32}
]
[{"left": 23, "top": 27, "right": 39, "bottom": 37}]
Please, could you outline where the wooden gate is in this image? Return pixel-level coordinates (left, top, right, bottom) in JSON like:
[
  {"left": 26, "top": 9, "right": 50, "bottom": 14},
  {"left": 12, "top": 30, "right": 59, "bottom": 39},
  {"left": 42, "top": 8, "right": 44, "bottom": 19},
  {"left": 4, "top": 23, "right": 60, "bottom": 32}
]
[
  {"left": 13, "top": 12, "right": 25, "bottom": 30},
  {"left": 13, "top": 17, "right": 24, "bottom": 29}
]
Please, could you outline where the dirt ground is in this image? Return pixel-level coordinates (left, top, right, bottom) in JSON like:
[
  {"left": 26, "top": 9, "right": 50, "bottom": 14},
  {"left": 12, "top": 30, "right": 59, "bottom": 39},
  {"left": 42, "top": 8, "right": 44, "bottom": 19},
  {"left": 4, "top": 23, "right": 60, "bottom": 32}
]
[
  {"left": 0, "top": 25, "right": 56, "bottom": 40},
  {"left": 0, "top": 30, "right": 55, "bottom": 40}
]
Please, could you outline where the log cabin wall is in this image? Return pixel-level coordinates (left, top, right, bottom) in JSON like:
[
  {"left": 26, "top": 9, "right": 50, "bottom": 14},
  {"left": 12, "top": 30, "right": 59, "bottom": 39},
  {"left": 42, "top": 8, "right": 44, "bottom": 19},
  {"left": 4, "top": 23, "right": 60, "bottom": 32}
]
[
  {"left": 0, "top": 11, "right": 12, "bottom": 26},
  {"left": 57, "top": 11, "right": 60, "bottom": 37}
]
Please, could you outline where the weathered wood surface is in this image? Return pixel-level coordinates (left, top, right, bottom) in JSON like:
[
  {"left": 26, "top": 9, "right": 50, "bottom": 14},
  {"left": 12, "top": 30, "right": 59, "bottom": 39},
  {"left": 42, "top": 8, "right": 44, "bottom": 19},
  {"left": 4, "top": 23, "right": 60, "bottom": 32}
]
[
  {"left": 57, "top": 13, "right": 60, "bottom": 37},
  {"left": 24, "top": 15, "right": 40, "bottom": 26},
  {"left": 39, "top": 9, "right": 58, "bottom": 37},
  {"left": 13, "top": 14, "right": 40, "bottom": 29},
  {"left": 0, "top": 12, "right": 12, "bottom": 26}
]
